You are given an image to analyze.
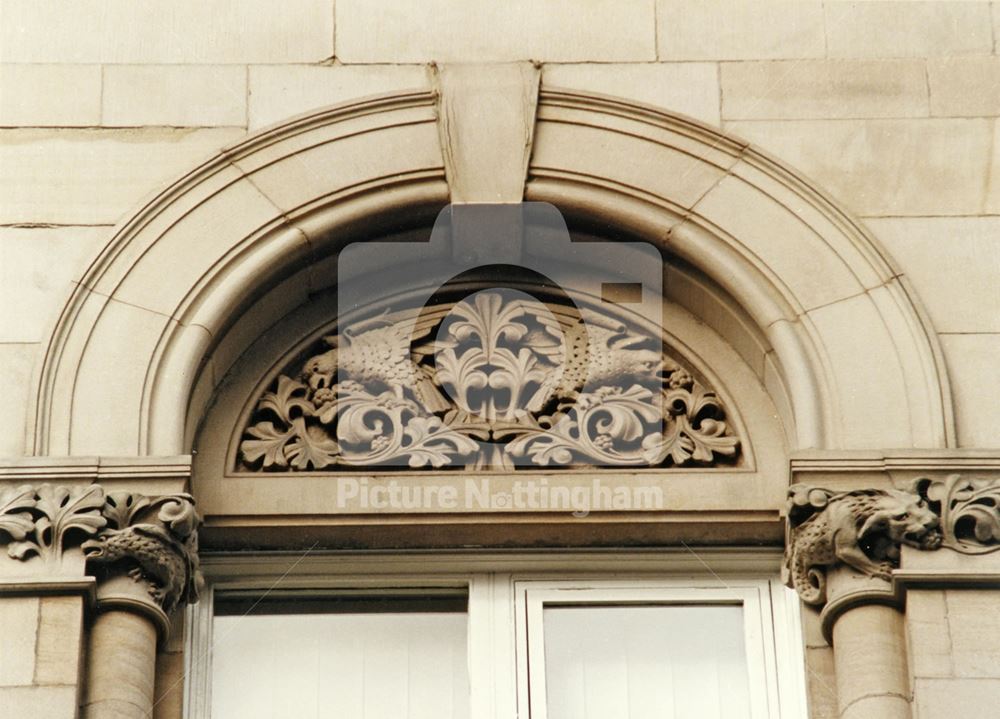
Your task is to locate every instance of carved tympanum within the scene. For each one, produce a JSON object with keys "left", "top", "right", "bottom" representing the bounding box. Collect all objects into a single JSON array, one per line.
[
  {"left": 783, "top": 484, "right": 942, "bottom": 605},
  {"left": 239, "top": 291, "right": 741, "bottom": 470},
  {"left": 0, "top": 484, "right": 203, "bottom": 613}
]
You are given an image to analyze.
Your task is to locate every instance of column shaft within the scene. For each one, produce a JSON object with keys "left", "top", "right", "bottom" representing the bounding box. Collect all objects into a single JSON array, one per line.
[
  {"left": 83, "top": 611, "right": 158, "bottom": 719},
  {"left": 832, "top": 604, "right": 911, "bottom": 719}
]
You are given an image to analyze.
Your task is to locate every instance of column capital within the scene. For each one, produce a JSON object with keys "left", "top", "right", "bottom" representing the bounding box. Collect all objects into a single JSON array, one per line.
[
  {"left": 0, "top": 481, "right": 203, "bottom": 639},
  {"left": 782, "top": 474, "right": 1000, "bottom": 641}
]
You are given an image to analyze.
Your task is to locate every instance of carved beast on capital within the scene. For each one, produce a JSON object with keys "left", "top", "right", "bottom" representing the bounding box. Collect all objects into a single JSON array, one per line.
[{"left": 783, "top": 484, "right": 942, "bottom": 605}]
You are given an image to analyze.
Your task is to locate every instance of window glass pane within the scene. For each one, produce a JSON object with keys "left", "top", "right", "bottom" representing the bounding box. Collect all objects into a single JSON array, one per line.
[
  {"left": 211, "top": 597, "right": 470, "bottom": 719},
  {"left": 542, "top": 604, "right": 750, "bottom": 719}
]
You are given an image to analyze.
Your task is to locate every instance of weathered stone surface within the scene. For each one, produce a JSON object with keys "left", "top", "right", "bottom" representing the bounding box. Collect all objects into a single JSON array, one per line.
[
  {"left": 867, "top": 217, "right": 1000, "bottom": 334},
  {"left": 544, "top": 62, "right": 720, "bottom": 126},
  {"left": 657, "top": 0, "right": 825, "bottom": 60},
  {"left": 103, "top": 65, "right": 247, "bottom": 127},
  {"left": 906, "top": 590, "right": 954, "bottom": 679},
  {"left": 720, "top": 60, "right": 928, "bottom": 120},
  {"left": 940, "top": 334, "right": 1000, "bottom": 449},
  {"left": 335, "top": 0, "right": 656, "bottom": 62},
  {"left": 825, "top": 1, "right": 992, "bottom": 58},
  {"left": 0, "top": 227, "right": 108, "bottom": 343},
  {"left": 0, "top": 344, "right": 35, "bottom": 456},
  {"left": 928, "top": 56, "right": 1000, "bottom": 117},
  {"left": 0, "top": 65, "right": 101, "bottom": 127},
  {"left": 85, "top": 611, "right": 157, "bottom": 716},
  {"left": 0, "top": 686, "right": 78, "bottom": 719},
  {"left": 0, "top": 0, "right": 334, "bottom": 63},
  {"left": 0, "top": 128, "right": 245, "bottom": 224},
  {"left": 248, "top": 64, "right": 431, "bottom": 129},
  {"left": 0, "top": 598, "right": 38, "bottom": 686},
  {"left": 34, "top": 596, "right": 83, "bottom": 685},
  {"left": 946, "top": 590, "right": 1000, "bottom": 678},
  {"left": 725, "top": 119, "right": 994, "bottom": 216},
  {"left": 804, "top": 646, "right": 838, "bottom": 719},
  {"left": 915, "top": 678, "right": 1000, "bottom": 716}
]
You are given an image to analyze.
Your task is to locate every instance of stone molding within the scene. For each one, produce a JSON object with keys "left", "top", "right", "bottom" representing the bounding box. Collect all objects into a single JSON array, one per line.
[
  {"left": 0, "top": 482, "right": 203, "bottom": 633},
  {"left": 238, "top": 290, "right": 741, "bottom": 470},
  {"left": 31, "top": 85, "right": 952, "bottom": 459}
]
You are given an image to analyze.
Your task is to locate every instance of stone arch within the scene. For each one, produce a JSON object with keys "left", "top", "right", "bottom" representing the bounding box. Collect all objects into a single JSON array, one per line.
[{"left": 29, "top": 85, "right": 953, "bottom": 458}]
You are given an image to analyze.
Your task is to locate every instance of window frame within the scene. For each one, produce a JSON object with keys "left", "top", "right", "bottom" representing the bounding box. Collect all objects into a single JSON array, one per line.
[{"left": 183, "top": 550, "right": 807, "bottom": 719}]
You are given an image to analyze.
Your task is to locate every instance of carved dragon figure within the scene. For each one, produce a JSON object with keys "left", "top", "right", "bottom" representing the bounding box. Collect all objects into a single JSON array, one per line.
[{"left": 784, "top": 485, "right": 942, "bottom": 605}]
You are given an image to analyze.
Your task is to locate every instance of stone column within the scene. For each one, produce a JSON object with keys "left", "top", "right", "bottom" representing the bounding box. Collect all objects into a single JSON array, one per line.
[
  {"left": 783, "top": 483, "right": 944, "bottom": 719},
  {"left": 0, "top": 481, "right": 201, "bottom": 719},
  {"left": 81, "top": 492, "right": 202, "bottom": 719}
]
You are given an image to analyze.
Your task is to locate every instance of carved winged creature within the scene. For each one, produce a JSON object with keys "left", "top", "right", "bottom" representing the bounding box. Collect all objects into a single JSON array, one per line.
[
  {"left": 524, "top": 308, "right": 670, "bottom": 410},
  {"left": 302, "top": 312, "right": 451, "bottom": 413}
]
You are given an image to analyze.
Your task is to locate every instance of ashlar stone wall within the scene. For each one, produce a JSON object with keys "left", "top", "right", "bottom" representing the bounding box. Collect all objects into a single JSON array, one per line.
[{"left": 2, "top": 2, "right": 1000, "bottom": 718}]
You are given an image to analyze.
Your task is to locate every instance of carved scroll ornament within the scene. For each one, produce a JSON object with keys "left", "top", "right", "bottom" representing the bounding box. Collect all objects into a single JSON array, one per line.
[
  {"left": 239, "top": 292, "right": 741, "bottom": 471},
  {"left": 784, "top": 476, "right": 1000, "bottom": 605},
  {"left": 0, "top": 484, "right": 203, "bottom": 613}
]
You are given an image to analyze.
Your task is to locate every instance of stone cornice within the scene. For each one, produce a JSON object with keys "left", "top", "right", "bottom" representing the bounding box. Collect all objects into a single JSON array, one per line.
[
  {"left": 0, "top": 455, "right": 192, "bottom": 484},
  {"left": 791, "top": 449, "right": 1000, "bottom": 476}
]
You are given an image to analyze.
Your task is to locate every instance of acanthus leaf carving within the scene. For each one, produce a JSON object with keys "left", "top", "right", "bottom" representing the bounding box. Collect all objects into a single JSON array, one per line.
[
  {"left": 0, "top": 483, "right": 203, "bottom": 614},
  {"left": 0, "top": 484, "right": 107, "bottom": 563},
  {"left": 913, "top": 474, "right": 1000, "bottom": 553},
  {"left": 238, "top": 291, "right": 742, "bottom": 471}
]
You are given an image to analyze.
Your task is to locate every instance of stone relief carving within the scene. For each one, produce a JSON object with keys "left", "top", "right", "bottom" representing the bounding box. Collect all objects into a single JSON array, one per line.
[
  {"left": 783, "top": 484, "right": 942, "bottom": 605},
  {"left": 83, "top": 491, "right": 203, "bottom": 614},
  {"left": 913, "top": 474, "right": 1000, "bottom": 553},
  {"left": 0, "top": 484, "right": 203, "bottom": 613},
  {"left": 0, "top": 484, "right": 106, "bottom": 563},
  {"left": 784, "top": 476, "right": 1000, "bottom": 605},
  {"left": 239, "top": 291, "right": 741, "bottom": 470}
]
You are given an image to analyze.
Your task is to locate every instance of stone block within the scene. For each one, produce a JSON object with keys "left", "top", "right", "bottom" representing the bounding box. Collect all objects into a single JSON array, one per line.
[
  {"left": 0, "top": 597, "right": 38, "bottom": 686},
  {"left": 335, "top": 0, "right": 656, "bottom": 63},
  {"left": 825, "top": 1, "right": 992, "bottom": 58},
  {"left": 906, "top": 590, "right": 953, "bottom": 678},
  {"left": 928, "top": 56, "right": 1000, "bottom": 117},
  {"left": 0, "top": 227, "right": 109, "bottom": 343},
  {"left": 724, "top": 119, "right": 994, "bottom": 216},
  {"left": 34, "top": 596, "right": 83, "bottom": 686},
  {"left": 940, "top": 334, "right": 1000, "bottom": 449},
  {"left": 946, "top": 590, "right": 1000, "bottom": 678},
  {"left": 914, "top": 678, "right": 1000, "bottom": 716},
  {"left": 103, "top": 65, "right": 247, "bottom": 127},
  {"left": 806, "top": 292, "right": 912, "bottom": 449},
  {"left": 543, "top": 63, "right": 720, "bottom": 126},
  {"left": 0, "top": 344, "right": 35, "bottom": 456},
  {"left": 0, "top": 686, "right": 78, "bottom": 719},
  {"left": 866, "top": 217, "right": 1000, "bottom": 334},
  {"left": 804, "top": 646, "right": 837, "bottom": 719},
  {"left": 0, "top": 65, "right": 101, "bottom": 127},
  {"left": 0, "top": 0, "right": 334, "bottom": 63},
  {"left": 656, "top": 0, "right": 825, "bottom": 60},
  {"left": 0, "top": 128, "right": 245, "bottom": 225},
  {"left": 248, "top": 64, "right": 431, "bottom": 130},
  {"left": 720, "top": 60, "right": 928, "bottom": 120},
  {"left": 987, "top": 121, "right": 1000, "bottom": 214}
]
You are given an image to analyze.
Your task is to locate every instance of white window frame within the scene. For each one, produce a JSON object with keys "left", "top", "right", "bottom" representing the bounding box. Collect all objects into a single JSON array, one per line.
[{"left": 184, "top": 551, "right": 808, "bottom": 719}]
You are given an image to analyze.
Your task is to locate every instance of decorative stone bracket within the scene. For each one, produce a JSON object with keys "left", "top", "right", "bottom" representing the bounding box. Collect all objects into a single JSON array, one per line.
[
  {"left": 783, "top": 474, "right": 1000, "bottom": 608},
  {"left": 0, "top": 483, "right": 203, "bottom": 627}
]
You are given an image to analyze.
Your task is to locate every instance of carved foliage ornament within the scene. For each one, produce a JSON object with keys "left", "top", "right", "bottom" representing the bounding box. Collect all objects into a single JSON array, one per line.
[
  {"left": 783, "top": 476, "right": 1000, "bottom": 605},
  {"left": 0, "top": 484, "right": 203, "bottom": 613},
  {"left": 239, "top": 292, "right": 741, "bottom": 470}
]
